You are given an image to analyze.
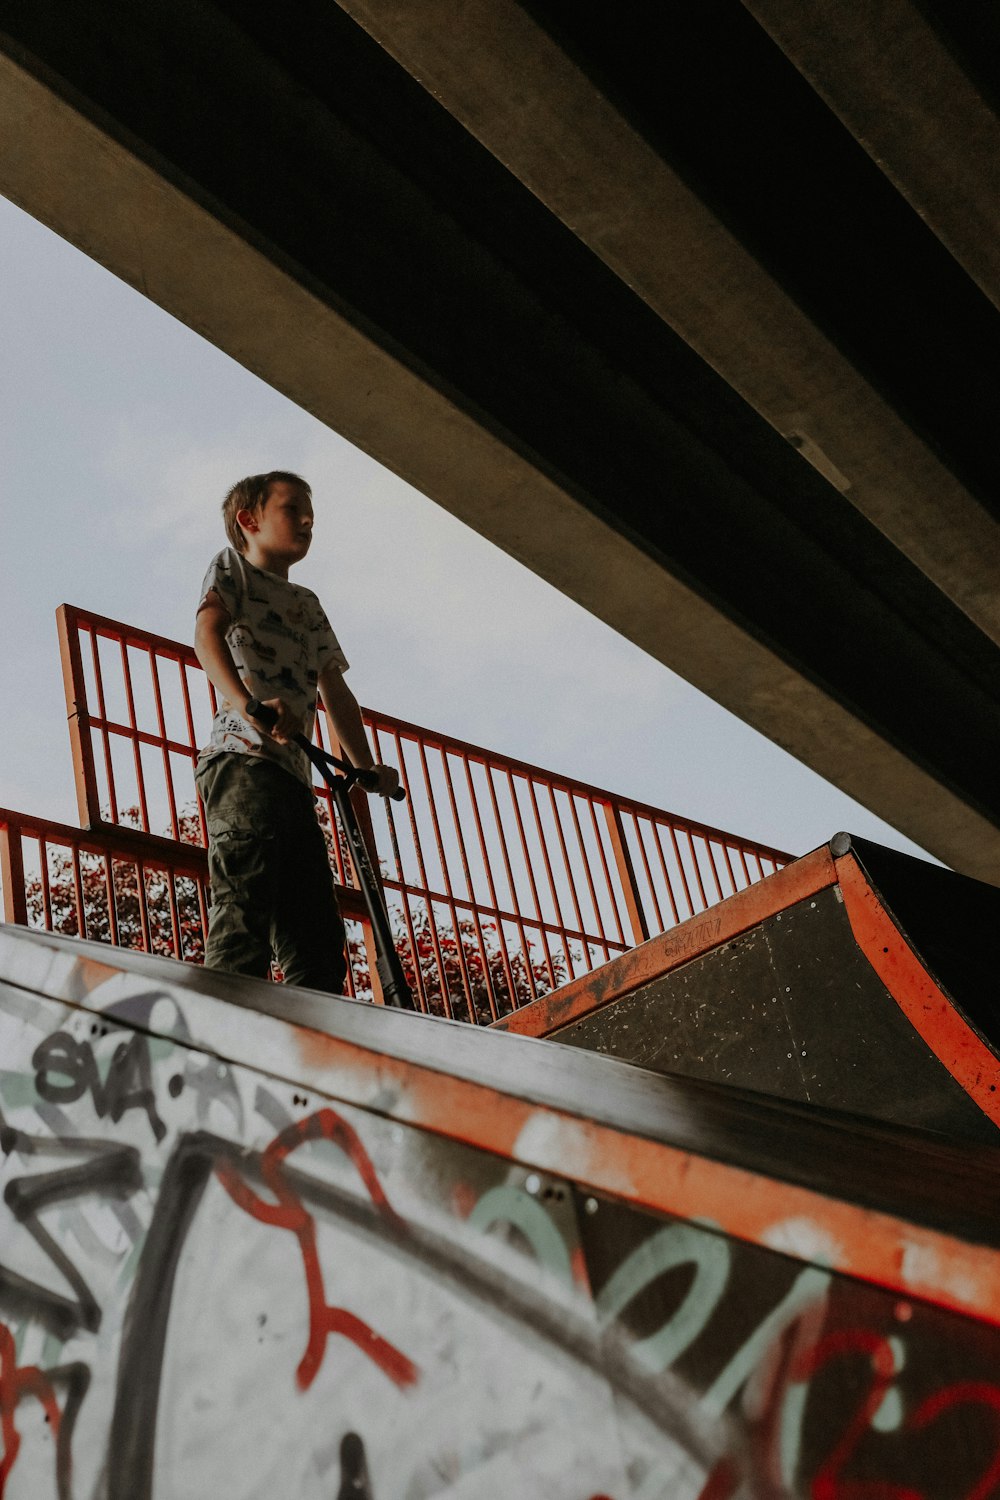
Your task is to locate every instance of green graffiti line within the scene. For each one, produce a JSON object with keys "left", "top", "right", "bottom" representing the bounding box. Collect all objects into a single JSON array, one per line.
[
  {"left": 468, "top": 1185, "right": 574, "bottom": 1284},
  {"left": 596, "top": 1220, "right": 731, "bottom": 1374}
]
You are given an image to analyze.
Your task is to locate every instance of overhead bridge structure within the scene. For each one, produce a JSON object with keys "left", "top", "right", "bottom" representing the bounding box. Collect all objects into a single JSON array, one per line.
[{"left": 3, "top": 3, "right": 1000, "bottom": 873}]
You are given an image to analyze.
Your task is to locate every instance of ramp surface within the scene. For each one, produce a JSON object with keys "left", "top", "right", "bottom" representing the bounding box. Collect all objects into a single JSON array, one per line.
[
  {"left": 499, "top": 835, "right": 1000, "bottom": 1145},
  {"left": 2, "top": 919, "right": 1000, "bottom": 1498}
]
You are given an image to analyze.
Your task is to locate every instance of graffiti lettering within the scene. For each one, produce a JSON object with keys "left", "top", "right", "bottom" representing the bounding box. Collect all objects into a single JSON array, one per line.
[
  {"left": 32, "top": 1033, "right": 165, "bottom": 1144},
  {"left": 0, "top": 1319, "right": 89, "bottom": 1500},
  {"left": 0, "top": 1113, "right": 141, "bottom": 1340}
]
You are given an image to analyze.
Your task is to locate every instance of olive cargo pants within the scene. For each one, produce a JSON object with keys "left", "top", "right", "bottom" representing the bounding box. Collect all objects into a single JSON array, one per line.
[{"left": 195, "top": 753, "right": 348, "bottom": 994}]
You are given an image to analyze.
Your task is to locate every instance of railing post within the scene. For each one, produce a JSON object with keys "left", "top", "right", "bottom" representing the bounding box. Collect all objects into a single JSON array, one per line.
[
  {"left": 602, "top": 803, "right": 650, "bottom": 946},
  {"left": 57, "top": 605, "right": 102, "bottom": 829},
  {"left": 0, "top": 820, "right": 28, "bottom": 925}
]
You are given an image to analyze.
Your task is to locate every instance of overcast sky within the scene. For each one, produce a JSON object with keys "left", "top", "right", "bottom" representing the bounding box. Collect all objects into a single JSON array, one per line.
[{"left": 0, "top": 193, "right": 929, "bottom": 864}]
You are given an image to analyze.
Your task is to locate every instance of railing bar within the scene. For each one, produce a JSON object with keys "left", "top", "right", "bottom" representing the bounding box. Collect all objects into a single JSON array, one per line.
[
  {"left": 567, "top": 792, "right": 610, "bottom": 946},
  {"left": 415, "top": 740, "right": 476, "bottom": 1019},
  {"left": 526, "top": 777, "right": 573, "bottom": 980},
  {"left": 0, "top": 825, "right": 29, "bottom": 925},
  {"left": 417, "top": 741, "right": 462, "bottom": 906},
  {"left": 393, "top": 734, "right": 452, "bottom": 1016},
  {"left": 442, "top": 894, "right": 478, "bottom": 1023},
  {"left": 135, "top": 860, "right": 153, "bottom": 953},
  {"left": 89, "top": 629, "right": 119, "bottom": 824},
  {"left": 166, "top": 871, "right": 183, "bottom": 960},
  {"left": 39, "top": 838, "right": 53, "bottom": 930},
  {"left": 441, "top": 751, "right": 500, "bottom": 1021},
  {"left": 185, "top": 663, "right": 210, "bottom": 847},
  {"left": 633, "top": 815, "right": 666, "bottom": 933},
  {"left": 547, "top": 785, "right": 586, "bottom": 979},
  {"left": 395, "top": 735, "right": 435, "bottom": 896},
  {"left": 484, "top": 766, "right": 541, "bottom": 1005},
  {"left": 705, "top": 836, "right": 726, "bottom": 903},
  {"left": 120, "top": 639, "right": 151, "bottom": 834},
  {"left": 648, "top": 817, "right": 682, "bottom": 928},
  {"left": 504, "top": 769, "right": 557, "bottom": 992},
  {"left": 71, "top": 846, "right": 86, "bottom": 940},
  {"left": 150, "top": 651, "right": 181, "bottom": 842},
  {"left": 686, "top": 828, "right": 711, "bottom": 909},
  {"left": 397, "top": 889, "right": 430, "bottom": 1015},
  {"left": 668, "top": 823, "right": 695, "bottom": 919},
  {"left": 104, "top": 854, "right": 120, "bottom": 947},
  {"left": 547, "top": 786, "right": 585, "bottom": 933},
  {"left": 586, "top": 797, "right": 628, "bottom": 948},
  {"left": 721, "top": 842, "right": 740, "bottom": 897},
  {"left": 195, "top": 879, "right": 210, "bottom": 956},
  {"left": 461, "top": 755, "right": 520, "bottom": 1015},
  {"left": 71, "top": 716, "right": 204, "bottom": 761},
  {"left": 178, "top": 655, "right": 199, "bottom": 752},
  {"left": 370, "top": 724, "right": 408, "bottom": 900},
  {"left": 736, "top": 843, "right": 753, "bottom": 887}
]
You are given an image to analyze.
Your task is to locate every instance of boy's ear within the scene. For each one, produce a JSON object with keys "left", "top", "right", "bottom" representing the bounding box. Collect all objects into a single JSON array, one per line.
[{"left": 236, "top": 506, "right": 257, "bottom": 535}]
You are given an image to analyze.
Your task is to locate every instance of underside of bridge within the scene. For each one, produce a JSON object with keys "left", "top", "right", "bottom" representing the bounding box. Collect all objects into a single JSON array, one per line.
[{"left": 3, "top": 2, "right": 1000, "bottom": 876}]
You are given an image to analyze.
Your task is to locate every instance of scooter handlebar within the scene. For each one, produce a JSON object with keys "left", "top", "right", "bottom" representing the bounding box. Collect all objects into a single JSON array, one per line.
[{"left": 246, "top": 700, "right": 406, "bottom": 800}]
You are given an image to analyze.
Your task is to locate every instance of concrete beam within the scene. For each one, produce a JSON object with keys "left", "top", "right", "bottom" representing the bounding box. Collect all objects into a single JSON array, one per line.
[
  {"left": 336, "top": 0, "right": 1000, "bottom": 646},
  {"left": 743, "top": 0, "right": 1000, "bottom": 317}
]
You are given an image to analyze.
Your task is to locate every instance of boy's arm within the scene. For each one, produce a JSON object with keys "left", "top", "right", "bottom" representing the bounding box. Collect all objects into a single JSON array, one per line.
[
  {"left": 194, "top": 593, "right": 302, "bottom": 744},
  {"left": 319, "top": 665, "right": 400, "bottom": 797}
]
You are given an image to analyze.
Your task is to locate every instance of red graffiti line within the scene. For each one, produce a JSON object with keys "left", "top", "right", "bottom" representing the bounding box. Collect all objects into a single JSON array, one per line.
[
  {"left": 0, "top": 1320, "right": 61, "bottom": 1497},
  {"left": 696, "top": 1456, "right": 739, "bottom": 1500},
  {"left": 909, "top": 1382, "right": 1000, "bottom": 1500},
  {"left": 216, "top": 1108, "right": 419, "bottom": 1392},
  {"left": 794, "top": 1328, "right": 918, "bottom": 1500}
]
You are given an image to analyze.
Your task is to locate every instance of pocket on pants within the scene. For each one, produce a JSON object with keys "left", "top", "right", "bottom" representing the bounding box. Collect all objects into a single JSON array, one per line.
[{"left": 208, "top": 829, "right": 272, "bottom": 903}]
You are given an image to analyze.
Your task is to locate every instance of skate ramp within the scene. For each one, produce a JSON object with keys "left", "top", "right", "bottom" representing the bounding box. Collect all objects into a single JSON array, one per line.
[
  {"left": 498, "top": 834, "right": 1000, "bottom": 1145},
  {"left": 3, "top": 922, "right": 1000, "bottom": 1496}
]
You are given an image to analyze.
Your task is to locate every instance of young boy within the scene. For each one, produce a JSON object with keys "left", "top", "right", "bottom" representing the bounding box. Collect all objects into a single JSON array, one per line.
[{"left": 194, "top": 470, "right": 399, "bottom": 993}]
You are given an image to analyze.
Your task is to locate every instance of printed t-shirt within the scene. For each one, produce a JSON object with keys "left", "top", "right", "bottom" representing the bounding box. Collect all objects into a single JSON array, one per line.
[{"left": 197, "top": 548, "right": 349, "bottom": 786}]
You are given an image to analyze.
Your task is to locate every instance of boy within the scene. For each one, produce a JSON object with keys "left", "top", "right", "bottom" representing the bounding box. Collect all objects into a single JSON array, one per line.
[{"left": 194, "top": 470, "right": 399, "bottom": 993}]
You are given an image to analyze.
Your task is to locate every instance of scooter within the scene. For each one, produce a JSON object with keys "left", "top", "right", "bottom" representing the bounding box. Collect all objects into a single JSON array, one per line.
[{"left": 248, "top": 701, "right": 416, "bottom": 1011}]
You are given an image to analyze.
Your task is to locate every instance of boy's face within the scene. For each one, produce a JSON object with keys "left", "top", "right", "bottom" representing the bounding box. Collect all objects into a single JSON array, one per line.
[{"left": 239, "top": 481, "right": 314, "bottom": 566}]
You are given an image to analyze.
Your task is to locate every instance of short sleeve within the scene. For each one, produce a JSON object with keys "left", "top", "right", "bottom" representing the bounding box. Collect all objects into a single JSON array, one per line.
[
  {"left": 198, "top": 549, "right": 242, "bottom": 620},
  {"left": 312, "top": 599, "right": 350, "bottom": 675}
]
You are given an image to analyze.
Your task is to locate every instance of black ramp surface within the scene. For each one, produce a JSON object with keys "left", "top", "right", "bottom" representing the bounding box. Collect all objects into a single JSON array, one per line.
[
  {"left": 552, "top": 869, "right": 1000, "bottom": 1144},
  {"left": 848, "top": 834, "right": 1000, "bottom": 1052}
]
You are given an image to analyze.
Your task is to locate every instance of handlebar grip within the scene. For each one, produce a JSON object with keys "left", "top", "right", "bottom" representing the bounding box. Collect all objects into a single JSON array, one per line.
[
  {"left": 246, "top": 699, "right": 278, "bottom": 730},
  {"left": 357, "top": 768, "right": 407, "bottom": 801}
]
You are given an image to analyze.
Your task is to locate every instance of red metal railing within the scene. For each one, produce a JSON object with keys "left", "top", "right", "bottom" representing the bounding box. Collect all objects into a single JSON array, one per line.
[
  {"left": 0, "top": 604, "right": 791, "bottom": 1020},
  {"left": 0, "top": 807, "right": 210, "bottom": 962},
  {"left": 0, "top": 806, "right": 375, "bottom": 996}
]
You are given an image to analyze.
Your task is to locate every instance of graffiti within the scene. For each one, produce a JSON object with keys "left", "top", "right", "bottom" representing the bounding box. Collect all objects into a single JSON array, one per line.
[
  {"left": 336, "top": 1432, "right": 373, "bottom": 1500},
  {"left": 216, "top": 1110, "right": 419, "bottom": 1391},
  {"left": 32, "top": 1030, "right": 165, "bottom": 1143},
  {"left": 1, "top": 973, "right": 1000, "bottom": 1498}
]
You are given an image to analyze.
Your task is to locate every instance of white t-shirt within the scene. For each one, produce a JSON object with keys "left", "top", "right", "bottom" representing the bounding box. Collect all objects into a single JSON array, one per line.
[{"left": 197, "top": 548, "right": 349, "bottom": 786}]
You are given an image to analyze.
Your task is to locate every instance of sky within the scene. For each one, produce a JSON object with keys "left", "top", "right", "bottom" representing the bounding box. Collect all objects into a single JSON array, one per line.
[{"left": 0, "top": 192, "right": 930, "bottom": 864}]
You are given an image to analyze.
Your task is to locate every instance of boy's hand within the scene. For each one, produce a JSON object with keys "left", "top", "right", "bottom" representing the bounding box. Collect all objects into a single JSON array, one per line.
[
  {"left": 246, "top": 697, "right": 304, "bottom": 745},
  {"left": 367, "top": 763, "right": 401, "bottom": 798}
]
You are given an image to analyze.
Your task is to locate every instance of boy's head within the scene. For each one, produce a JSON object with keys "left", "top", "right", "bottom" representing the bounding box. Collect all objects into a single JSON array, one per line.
[{"left": 223, "top": 471, "right": 312, "bottom": 554}]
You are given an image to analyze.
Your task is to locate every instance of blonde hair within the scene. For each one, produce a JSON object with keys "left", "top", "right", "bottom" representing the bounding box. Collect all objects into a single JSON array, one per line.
[{"left": 222, "top": 471, "right": 312, "bottom": 553}]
